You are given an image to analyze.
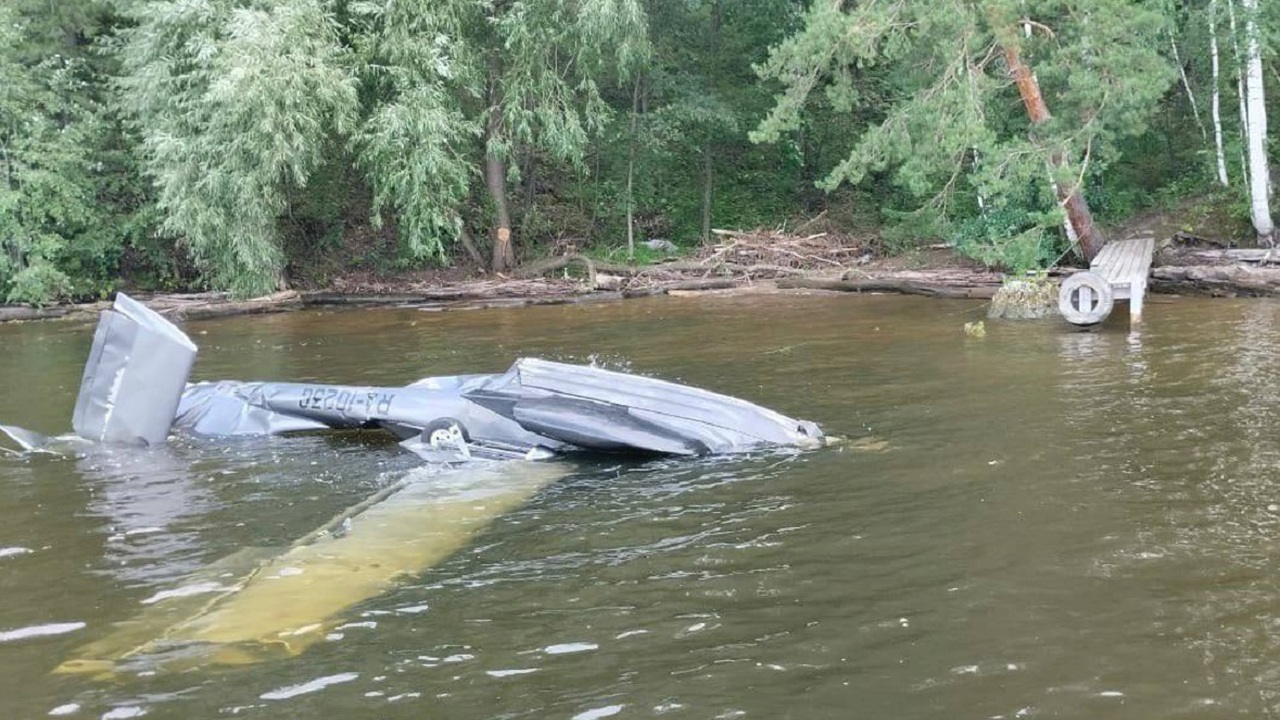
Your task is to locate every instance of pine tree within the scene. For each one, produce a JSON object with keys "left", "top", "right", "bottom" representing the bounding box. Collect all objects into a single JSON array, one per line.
[{"left": 753, "top": 0, "right": 1173, "bottom": 269}]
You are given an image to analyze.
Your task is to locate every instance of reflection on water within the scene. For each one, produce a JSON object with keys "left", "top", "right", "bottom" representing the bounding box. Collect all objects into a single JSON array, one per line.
[
  {"left": 76, "top": 444, "right": 214, "bottom": 586},
  {"left": 4, "top": 294, "right": 1280, "bottom": 717}
]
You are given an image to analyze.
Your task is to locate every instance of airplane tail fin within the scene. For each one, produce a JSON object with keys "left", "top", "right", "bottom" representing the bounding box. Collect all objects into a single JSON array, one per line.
[{"left": 71, "top": 293, "right": 197, "bottom": 446}]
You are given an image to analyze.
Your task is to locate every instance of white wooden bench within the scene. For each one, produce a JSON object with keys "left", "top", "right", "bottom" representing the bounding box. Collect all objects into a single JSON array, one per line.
[{"left": 1057, "top": 237, "right": 1155, "bottom": 326}]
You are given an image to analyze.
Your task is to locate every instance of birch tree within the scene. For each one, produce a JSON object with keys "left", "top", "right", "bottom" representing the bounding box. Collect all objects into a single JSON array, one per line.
[
  {"left": 1239, "top": 0, "right": 1272, "bottom": 243},
  {"left": 1210, "top": 0, "right": 1230, "bottom": 186},
  {"left": 1228, "top": 0, "right": 1252, "bottom": 189}
]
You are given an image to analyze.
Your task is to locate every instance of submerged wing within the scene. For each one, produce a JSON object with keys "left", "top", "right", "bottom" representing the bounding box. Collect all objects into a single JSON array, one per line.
[{"left": 54, "top": 461, "right": 568, "bottom": 676}]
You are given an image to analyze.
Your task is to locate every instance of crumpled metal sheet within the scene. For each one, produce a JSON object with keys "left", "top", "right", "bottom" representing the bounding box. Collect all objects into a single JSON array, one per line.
[
  {"left": 173, "top": 374, "right": 564, "bottom": 461},
  {"left": 468, "top": 358, "right": 823, "bottom": 455},
  {"left": 72, "top": 293, "right": 197, "bottom": 446},
  {"left": 0, "top": 424, "right": 50, "bottom": 454},
  {"left": 174, "top": 358, "right": 823, "bottom": 459},
  {"left": 3, "top": 294, "right": 822, "bottom": 460}
]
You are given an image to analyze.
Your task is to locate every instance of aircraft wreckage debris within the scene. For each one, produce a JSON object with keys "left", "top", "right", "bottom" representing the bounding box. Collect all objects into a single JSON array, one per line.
[{"left": 1, "top": 294, "right": 824, "bottom": 675}]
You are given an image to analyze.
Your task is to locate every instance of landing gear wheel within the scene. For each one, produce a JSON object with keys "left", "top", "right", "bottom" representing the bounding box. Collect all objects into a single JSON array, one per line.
[{"left": 424, "top": 418, "right": 469, "bottom": 449}]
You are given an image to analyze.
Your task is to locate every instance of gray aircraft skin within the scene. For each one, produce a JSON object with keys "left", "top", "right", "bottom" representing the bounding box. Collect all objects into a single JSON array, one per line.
[
  {"left": 1, "top": 294, "right": 825, "bottom": 675},
  {"left": 2, "top": 294, "right": 823, "bottom": 460},
  {"left": 174, "top": 357, "right": 824, "bottom": 463}
]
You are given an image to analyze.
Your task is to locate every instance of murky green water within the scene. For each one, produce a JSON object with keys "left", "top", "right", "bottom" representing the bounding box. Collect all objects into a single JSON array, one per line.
[{"left": 4, "top": 293, "right": 1280, "bottom": 718}]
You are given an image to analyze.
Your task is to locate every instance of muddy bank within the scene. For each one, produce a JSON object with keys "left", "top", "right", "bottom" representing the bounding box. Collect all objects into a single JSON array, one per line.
[
  {"left": 0, "top": 271, "right": 1002, "bottom": 325},
  {"left": 0, "top": 231, "right": 1007, "bottom": 324},
  {"left": 9, "top": 229, "right": 1280, "bottom": 325}
]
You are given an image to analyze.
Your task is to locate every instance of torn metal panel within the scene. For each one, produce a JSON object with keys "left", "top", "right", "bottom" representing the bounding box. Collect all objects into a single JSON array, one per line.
[
  {"left": 5, "top": 294, "right": 820, "bottom": 461},
  {"left": 72, "top": 293, "right": 197, "bottom": 446},
  {"left": 0, "top": 424, "right": 49, "bottom": 454},
  {"left": 173, "top": 376, "right": 567, "bottom": 460},
  {"left": 174, "top": 359, "right": 822, "bottom": 459}
]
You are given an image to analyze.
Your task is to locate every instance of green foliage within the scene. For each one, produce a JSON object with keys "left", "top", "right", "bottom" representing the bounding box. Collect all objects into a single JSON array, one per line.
[
  {"left": 753, "top": 0, "right": 1177, "bottom": 270},
  {"left": 952, "top": 205, "right": 1064, "bottom": 273},
  {"left": 118, "top": 0, "right": 358, "bottom": 297},
  {"left": 356, "top": 84, "right": 475, "bottom": 260},
  {"left": 589, "top": 241, "right": 680, "bottom": 266},
  {"left": 348, "top": 0, "right": 649, "bottom": 266},
  {"left": 0, "top": 0, "right": 1271, "bottom": 302},
  {"left": 0, "top": 2, "right": 146, "bottom": 305},
  {"left": 7, "top": 259, "right": 73, "bottom": 305},
  {"left": 574, "top": 0, "right": 804, "bottom": 247}
]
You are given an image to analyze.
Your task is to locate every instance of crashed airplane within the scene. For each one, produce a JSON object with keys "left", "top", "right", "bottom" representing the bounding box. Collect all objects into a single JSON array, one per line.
[{"left": 0, "top": 294, "right": 823, "bottom": 675}]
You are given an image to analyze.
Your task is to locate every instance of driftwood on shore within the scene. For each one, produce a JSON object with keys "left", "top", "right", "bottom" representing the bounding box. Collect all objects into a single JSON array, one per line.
[
  {"left": 32, "top": 227, "right": 1275, "bottom": 324},
  {"left": 1176, "top": 248, "right": 1280, "bottom": 265},
  {"left": 776, "top": 278, "right": 998, "bottom": 299},
  {"left": 0, "top": 305, "right": 86, "bottom": 322},
  {"left": 1150, "top": 265, "right": 1280, "bottom": 297},
  {"left": 169, "top": 291, "right": 303, "bottom": 320}
]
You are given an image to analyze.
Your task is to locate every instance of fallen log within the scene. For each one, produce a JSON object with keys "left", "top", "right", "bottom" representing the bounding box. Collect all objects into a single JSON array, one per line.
[
  {"left": 1172, "top": 230, "right": 1229, "bottom": 247},
  {"left": 666, "top": 278, "right": 740, "bottom": 292},
  {"left": 0, "top": 305, "right": 76, "bottom": 322},
  {"left": 165, "top": 291, "right": 303, "bottom": 320},
  {"left": 642, "top": 261, "right": 808, "bottom": 277},
  {"left": 1150, "top": 265, "right": 1280, "bottom": 297},
  {"left": 792, "top": 210, "right": 828, "bottom": 235},
  {"left": 621, "top": 287, "right": 666, "bottom": 299},
  {"left": 515, "top": 254, "right": 812, "bottom": 283},
  {"left": 300, "top": 292, "right": 430, "bottom": 306},
  {"left": 776, "top": 278, "right": 997, "bottom": 299},
  {"left": 1179, "top": 248, "right": 1280, "bottom": 264},
  {"left": 619, "top": 279, "right": 744, "bottom": 299},
  {"left": 418, "top": 292, "right": 625, "bottom": 312}
]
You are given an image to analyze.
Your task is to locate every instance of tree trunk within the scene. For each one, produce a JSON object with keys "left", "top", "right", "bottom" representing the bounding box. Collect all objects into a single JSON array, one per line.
[
  {"left": 457, "top": 222, "right": 486, "bottom": 267},
  {"left": 699, "top": 0, "right": 722, "bottom": 244},
  {"left": 1229, "top": 0, "right": 1252, "bottom": 190},
  {"left": 523, "top": 147, "right": 538, "bottom": 211},
  {"left": 484, "top": 66, "right": 515, "bottom": 271},
  {"left": 1241, "top": 0, "right": 1274, "bottom": 243},
  {"left": 1170, "top": 34, "right": 1207, "bottom": 141},
  {"left": 974, "top": 147, "right": 986, "bottom": 212},
  {"left": 1210, "top": 0, "right": 1230, "bottom": 186},
  {"left": 626, "top": 76, "right": 640, "bottom": 260},
  {"left": 700, "top": 148, "right": 713, "bottom": 243},
  {"left": 1001, "top": 41, "right": 1104, "bottom": 261},
  {"left": 485, "top": 139, "right": 515, "bottom": 270}
]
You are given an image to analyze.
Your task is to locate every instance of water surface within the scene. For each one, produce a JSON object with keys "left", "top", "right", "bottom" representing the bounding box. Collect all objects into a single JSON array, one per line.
[{"left": 1, "top": 293, "right": 1279, "bottom": 718}]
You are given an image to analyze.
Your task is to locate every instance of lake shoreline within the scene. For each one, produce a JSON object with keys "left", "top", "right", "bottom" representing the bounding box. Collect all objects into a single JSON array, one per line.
[
  {"left": 0, "top": 265, "right": 1008, "bottom": 325},
  {"left": 6, "top": 239, "right": 1280, "bottom": 324}
]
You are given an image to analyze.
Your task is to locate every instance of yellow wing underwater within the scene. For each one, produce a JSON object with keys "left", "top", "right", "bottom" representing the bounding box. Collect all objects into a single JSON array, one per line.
[{"left": 55, "top": 461, "right": 568, "bottom": 677}]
